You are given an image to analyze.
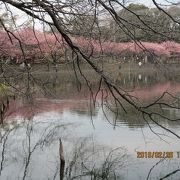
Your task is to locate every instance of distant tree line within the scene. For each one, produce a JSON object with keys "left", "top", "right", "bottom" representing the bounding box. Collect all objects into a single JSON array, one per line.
[
  {"left": 0, "top": 2, "right": 180, "bottom": 44},
  {"left": 67, "top": 3, "right": 180, "bottom": 43}
]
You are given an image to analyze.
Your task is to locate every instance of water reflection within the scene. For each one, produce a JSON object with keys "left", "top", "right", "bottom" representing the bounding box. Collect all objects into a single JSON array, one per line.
[
  {"left": 0, "top": 116, "right": 128, "bottom": 180},
  {"left": 1, "top": 66, "right": 180, "bottom": 179},
  {"left": 1, "top": 109, "right": 180, "bottom": 180}
]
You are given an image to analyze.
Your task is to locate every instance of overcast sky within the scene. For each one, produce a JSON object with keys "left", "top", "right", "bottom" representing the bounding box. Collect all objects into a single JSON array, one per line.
[{"left": 0, "top": 0, "right": 179, "bottom": 31}]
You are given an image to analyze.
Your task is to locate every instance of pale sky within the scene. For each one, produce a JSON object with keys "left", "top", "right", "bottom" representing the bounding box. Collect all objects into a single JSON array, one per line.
[{"left": 0, "top": 0, "right": 179, "bottom": 31}]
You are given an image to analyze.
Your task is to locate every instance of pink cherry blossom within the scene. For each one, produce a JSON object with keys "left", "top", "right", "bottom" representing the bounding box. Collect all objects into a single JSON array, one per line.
[{"left": 0, "top": 28, "right": 180, "bottom": 62}]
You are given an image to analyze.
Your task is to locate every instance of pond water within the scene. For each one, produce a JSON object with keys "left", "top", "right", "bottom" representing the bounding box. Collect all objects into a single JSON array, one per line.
[{"left": 1, "top": 64, "right": 180, "bottom": 180}]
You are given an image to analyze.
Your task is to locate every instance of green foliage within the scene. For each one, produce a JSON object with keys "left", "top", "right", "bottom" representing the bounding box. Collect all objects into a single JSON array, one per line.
[
  {"left": 0, "top": 83, "right": 9, "bottom": 94},
  {"left": 126, "top": 3, "right": 149, "bottom": 11},
  {"left": 101, "top": 4, "right": 180, "bottom": 43}
]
